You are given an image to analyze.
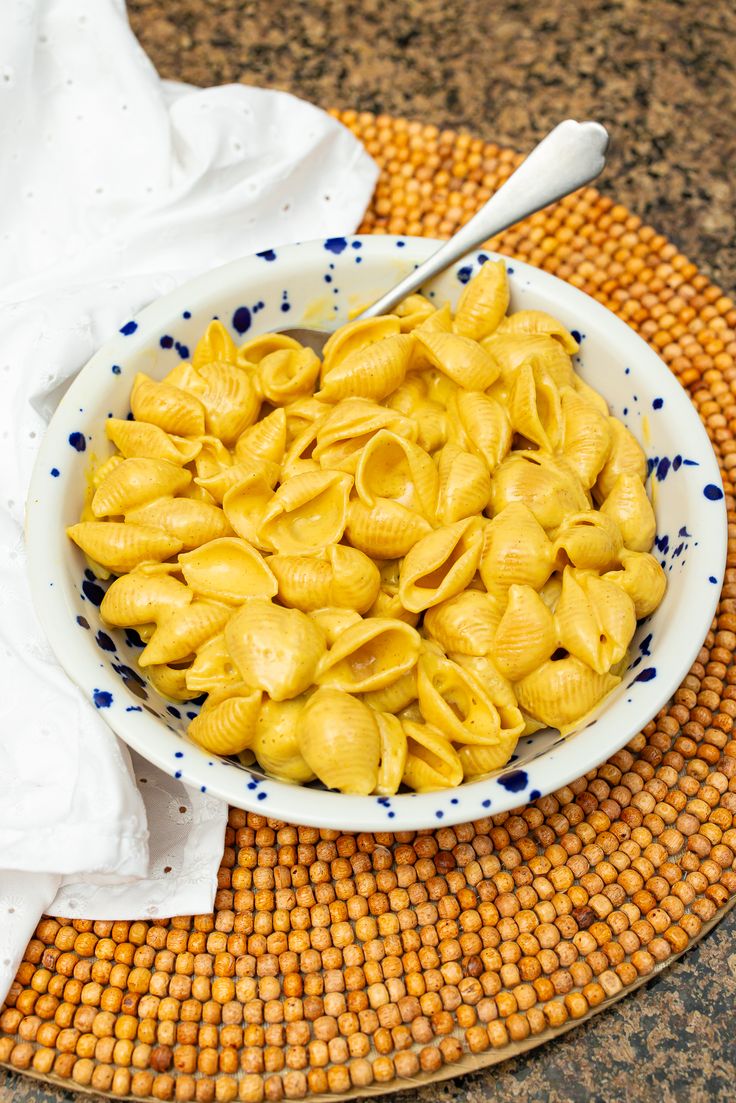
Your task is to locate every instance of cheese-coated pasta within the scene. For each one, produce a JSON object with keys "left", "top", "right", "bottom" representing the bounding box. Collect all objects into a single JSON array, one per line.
[
  {"left": 491, "top": 584, "right": 558, "bottom": 681},
  {"left": 319, "top": 333, "right": 414, "bottom": 403},
  {"left": 92, "top": 457, "right": 191, "bottom": 517},
  {"left": 315, "top": 617, "right": 421, "bottom": 693},
  {"left": 252, "top": 696, "right": 315, "bottom": 784},
  {"left": 67, "top": 521, "right": 183, "bottom": 574},
  {"left": 269, "top": 543, "right": 380, "bottom": 614},
  {"left": 354, "top": 430, "right": 438, "bottom": 519},
  {"left": 258, "top": 469, "right": 352, "bottom": 554},
  {"left": 435, "top": 443, "right": 491, "bottom": 524},
  {"left": 423, "top": 589, "right": 501, "bottom": 656},
  {"left": 603, "top": 549, "right": 666, "bottom": 618},
  {"left": 515, "top": 655, "right": 620, "bottom": 732},
  {"left": 188, "top": 689, "right": 262, "bottom": 756},
  {"left": 415, "top": 330, "right": 500, "bottom": 391},
  {"left": 399, "top": 517, "right": 484, "bottom": 613},
  {"left": 105, "top": 418, "right": 202, "bottom": 466},
  {"left": 130, "top": 372, "right": 206, "bottom": 437},
  {"left": 178, "top": 537, "right": 277, "bottom": 603},
  {"left": 225, "top": 599, "right": 326, "bottom": 701},
  {"left": 401, "top": 720, "right": 463, "bottom": 790},
  {"left": 69, "top": 262, "right": 665, "bottom": 795},
  {"left": 345, "top": 497, "right": 432, "bottom": 559},
  {"left": 452, "top": 258, "right": 509, "bottom": 340},
  {"left": 299, "top": 688, "right": 381, "bottom": 794},
  {"left": 599, "top": 473, "right": 656, "bottom": 551},
  {"left": 496, "top": 309, "right": 579, "bottom": 354}
]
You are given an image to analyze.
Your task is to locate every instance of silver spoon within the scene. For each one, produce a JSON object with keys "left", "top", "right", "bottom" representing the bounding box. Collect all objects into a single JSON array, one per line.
[{"left": 281, "top": 119, "right": 609, "bottom": 354}]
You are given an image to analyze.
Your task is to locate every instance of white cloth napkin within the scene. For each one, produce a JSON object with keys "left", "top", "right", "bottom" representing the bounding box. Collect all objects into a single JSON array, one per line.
[{"left": 0, "top": 0, "right": 378, "bottom": 1004}]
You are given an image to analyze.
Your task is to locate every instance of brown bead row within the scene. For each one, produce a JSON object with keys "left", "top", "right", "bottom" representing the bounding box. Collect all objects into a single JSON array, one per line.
[{"left": 1, "top": 111, "right": 735, "bottom": 1102}]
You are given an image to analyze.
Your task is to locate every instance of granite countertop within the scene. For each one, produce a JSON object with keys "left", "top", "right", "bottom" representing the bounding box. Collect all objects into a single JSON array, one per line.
[{"left": 3, "top": 2, "right": 734, "bottom": 1102}]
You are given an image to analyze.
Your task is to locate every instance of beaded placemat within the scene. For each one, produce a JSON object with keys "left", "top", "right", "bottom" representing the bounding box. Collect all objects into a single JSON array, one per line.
[{"left": 2, "top": 111, "right": 735, "bottom": 1102}]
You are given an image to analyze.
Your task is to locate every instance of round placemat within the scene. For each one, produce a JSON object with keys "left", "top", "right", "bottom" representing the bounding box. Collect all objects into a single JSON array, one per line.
[{"left": 2, "top": 111, "right": 735, "bottom": 1102}]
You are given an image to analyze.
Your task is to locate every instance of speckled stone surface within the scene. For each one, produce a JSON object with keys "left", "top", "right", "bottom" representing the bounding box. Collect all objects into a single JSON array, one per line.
[
  {"left": 124, "top": 0, "right": 736, "bottom": 293},
  {"left": 3, "top": 2, "right": 734, "bottom": 1101}
]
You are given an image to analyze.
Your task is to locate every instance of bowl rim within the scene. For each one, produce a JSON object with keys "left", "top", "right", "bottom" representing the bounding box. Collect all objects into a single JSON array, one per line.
[{"left": 25, "top": 234, "right": 727, "bottom": 830}]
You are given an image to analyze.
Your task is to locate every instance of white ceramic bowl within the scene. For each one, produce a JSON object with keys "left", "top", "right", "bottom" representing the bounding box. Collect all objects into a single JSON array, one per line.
[{"left": 26, "top": 236, "right": 727, "bottom": 830}]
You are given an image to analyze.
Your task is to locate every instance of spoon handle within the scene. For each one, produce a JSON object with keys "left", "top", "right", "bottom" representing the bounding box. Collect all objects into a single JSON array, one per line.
[{"left": 359, "top": 119, "right": 609, "bottom": 320}]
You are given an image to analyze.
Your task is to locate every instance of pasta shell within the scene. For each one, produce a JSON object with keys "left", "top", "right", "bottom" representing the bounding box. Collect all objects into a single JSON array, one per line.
[
  {"left": 192, "top": 436, "right": 232, "bottom": 482},
  {"left": 423, "top": 589, "right": 501, "bottom": 655},
  {"left": 222, "top": 470, "right": 278, "bottom": 548},
  {"left": 67, "top": 522, "right": 183, "bottom": 574},
  {"left": 496, "top": 309, "right": 579, "bottom": 354},
  {"left": 195, "top": 362, "right": 261, "bottom": 445},
  {"left": 491, "top": 584, "right": 558, "bottom": 681},
  {"left": 417, "top": 649, "right": 502, "bottom": 745},
  {"left": 252, "top": 696, "right": 315, "bottom": 783},
  {"left": 594, "top": 419, "right": 648, "bottom": 501},
  {"left": 436, "top": 443, "right": 492, "bottom": 524},
  {"left": 192, "top": 320, "right": 239, "bottom": 370},
  {"left": 394, "top": 294, "right": 436, "bottom": 332},
  {"left": 600, "top": 474, "right": 656, "bottom": 552},
  {"left": 91, "top": 457, "right": 191, "bottom": 517},
  {"left": 603, "top": 549, "right": 667, "bottom": 618},
  {"left": 258, "top": 347, "right": 321, "bottom": 405},
  {"left": 308, "top": 608, "right": 363, "bottom": 646},
  {"left": 414, "top": 330, "right": 500, "bottom": 390},
  {"left": 313, "top": 398, "right": 417, "bottom": 473},
  {"left": 101, "top": 566, "right": 192, "bottom": 627},
  {"left": 399, "top": 517, "right": 484, "bottom": 613},
  {"left": 506, "top": 358, "right": 562, "bottom": 451},
  {"left": 553, "top": 512, "right": 623, "bottom": 572},
  {"left": 479, "top": 503, "right": 554, "bottom": 604},
  {"left": 321, "top": 315, "right": 401, "bottom": 376},
  {"left": 366, "top": 588, "right": 420, "bottom": 626},
  {"left": 185, "top": 632, "right": 241, "bottom": 696},
  {"left": 140, "top": 600, "right": 232, "bottom": 667},
  {"left": 238, "top": 332, "right": 302, "bottom": 366},
  {"left": 374, "top": 712, "right": 408, "bottom": 796},
  {"left": 258, "top": 470, "right": 352, "bottom": 554},
  {"left": 401, "top": 721, "right": 463, "bottom": 791},
  {"left": 90, "top": 455, "right": 125, "bottom": 491},
  {"left": 482, "top": 333, "right": 574, "bottom": 390},
  {"left": 196, "top": 459, "right": 280, "bottom": 505},
  {"left": 188, "top": 689, "right": 262, "bottom": 756},
  {"left": 490, "top": 450, "right": 590, "bottom": 530},
  {"left": 415, "top": 301, "right": 453, "bottom": 333},
  {"left": 315, "top": 617, "right": 421, "bottom": 693},
  {"left": 452, "top": 258, "right": 509, "bottom": 340},
  {"left": 125, "top": 497, "right": 233, "bottom": 551},
  {"left": 354, "top": 430, "right": 438, "bottom": 519},
  {"left": 225, "top": 599, "right": 326, "bottom": 700},
  {"left": 453, "top": 391, "right": 512, "bottom": 473},
  {"left": 384, "top": 375, "right": 428, "bottom": 415},
  {"left": 571, "top": 373, "right": 610, "bottom": 417},
  {"left": 555, "top": 568, "right": 636, "bottom": 674},
  {"left": 105, "top": 419, "right": 201, "bottom": 466},
  {"left": 423, "top": 367, "right": 459, "bottom": 407},
  {"left": 280, "top": 420, "right": 324, "bottom": 481},
  {"left": 299, "top": 688, "right": 381, "bottom": 795},
  {"left": 318, "top": 333, "right": 415, "bottom": 403},
  {"left": 130, "top": 372, "right": 206, "bottom": 437},
  {"left": 449, "top": 653, "right": 525, "bottom": 738},
  {"left": 363, "top": 669, "right": 418, "bottom": 713},
  {"left": 560, "top": 387, "right": 612, "bottom": 488},
  {"left": 458, "top": 738, "right": 519, "bottom": 779},
  {"left": 284, "top": 395, "right": 332, "bottom": 441},
  {"left": 515, "top": 654, "right": 620, "bottom": 732},
  {"left": 234, "top": 407, "right": 287, "bottom": 467},
  {"left": 270, "top": 544, "right": 380, "bottom": 614},
  {"left": 179, "top": 537, "right": 277, "bottom": 603},
  {"left": 163, "top": 361, "right": 201, "bottom": 392},
  {"left": 146, "top": 663, "right": 197, "bottom": 702}
]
